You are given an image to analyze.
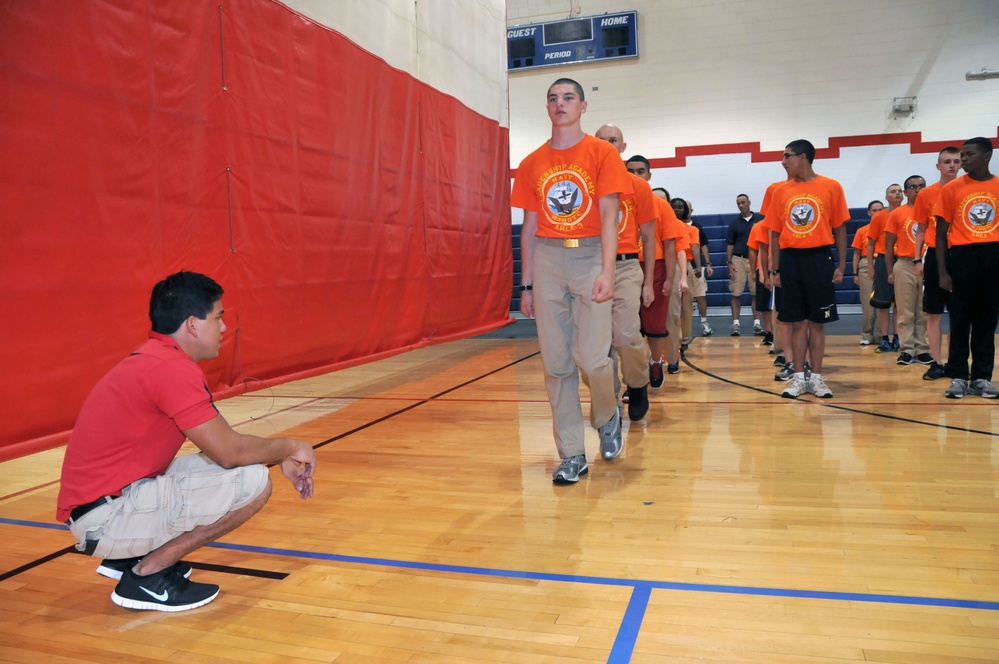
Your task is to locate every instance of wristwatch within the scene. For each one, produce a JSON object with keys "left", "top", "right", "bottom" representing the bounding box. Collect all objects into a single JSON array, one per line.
[{"left": 770, "top": 269, "right": 780, "bottom": 275}]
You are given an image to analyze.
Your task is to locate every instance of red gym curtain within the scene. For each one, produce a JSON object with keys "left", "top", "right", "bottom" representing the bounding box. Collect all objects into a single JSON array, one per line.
[{"left": 0, "top": 0, "right": 512, "bottom": 459}]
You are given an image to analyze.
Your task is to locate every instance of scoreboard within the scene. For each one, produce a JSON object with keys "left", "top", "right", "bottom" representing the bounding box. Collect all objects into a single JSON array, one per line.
[{"left": 507, "top": 11, "right": 639, "bottom": 72}]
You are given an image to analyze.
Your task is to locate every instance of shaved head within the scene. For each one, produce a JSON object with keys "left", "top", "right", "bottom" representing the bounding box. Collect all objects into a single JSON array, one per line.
[{"left": 594, "top": 124, "right": 626, "bottom": 154}]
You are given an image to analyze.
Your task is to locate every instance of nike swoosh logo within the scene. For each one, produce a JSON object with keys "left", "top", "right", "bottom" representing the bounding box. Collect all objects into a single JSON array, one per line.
[{"left": 140, "top": 586, "right": 169, "bottom": 601}]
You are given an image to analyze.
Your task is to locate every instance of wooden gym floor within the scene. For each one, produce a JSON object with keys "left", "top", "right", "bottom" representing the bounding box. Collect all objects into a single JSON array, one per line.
[{"left": 1, "top": 325, "right": 998, "bottom": 663}]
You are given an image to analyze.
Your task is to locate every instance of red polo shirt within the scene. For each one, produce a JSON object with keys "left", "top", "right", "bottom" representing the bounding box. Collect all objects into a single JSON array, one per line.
[{"left": 56, "top": 332, "right": 219, "bottom": 521}]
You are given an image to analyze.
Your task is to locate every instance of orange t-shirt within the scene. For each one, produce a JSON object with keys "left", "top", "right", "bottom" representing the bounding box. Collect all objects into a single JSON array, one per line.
[
  {"left": 758, "top": 180, "right": 789, "bottom": 224},
  {"left": 885, "top": 204, "right": 917, "bottom": 258},
  {"left": 746, "top": 218, "right": 770, "bottom": 273},
  {"left": 642, "top": 196, "right": 687, "bottom": 261},
  {"left": 937, "top": 175, "right": 999, "bottom": 247},
  {"left": 766, "top": 175, "right": 849, "bottom": 249},
  {"left": 759, "top": 179, "right": 790, "bottom": 248},
  {"left": 511, "top": 134, "right": 634, "bottom": 239},
  {"left": 851, "top": 224, "right": 870, "bottom": 252},
  {"left": 617, "top": 173, "right": 656, "bottom": 254},
  {"left": 866, "top": 208, "right": 893, "bottom": 255},
  {"left": 912, "top": 182, "right": 944, "bottom": 250},
  {"left": 683, "top": 222, "right": 700, "bottom": 261}
]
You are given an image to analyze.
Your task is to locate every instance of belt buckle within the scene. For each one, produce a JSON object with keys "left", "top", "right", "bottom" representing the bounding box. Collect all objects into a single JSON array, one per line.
[{"left": 563, "top": 238, "right": 579, "bottom": 248}]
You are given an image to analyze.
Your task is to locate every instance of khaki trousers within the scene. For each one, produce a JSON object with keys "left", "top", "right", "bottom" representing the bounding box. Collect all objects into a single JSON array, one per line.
[
  {"left": 892, "top": 259, "right": 928, "bottom": 355},
  {"left": 666, "top": 264, "right": 683, "bottom": 354},
  {"left": 857, "top": 256, "right": 875, "bottom": 343},
  {"left": 534, "top": 241, "right": 616, "bottom": 459},
  {"left": 611, "top": 258, "right": 651, "bottom": 393}
]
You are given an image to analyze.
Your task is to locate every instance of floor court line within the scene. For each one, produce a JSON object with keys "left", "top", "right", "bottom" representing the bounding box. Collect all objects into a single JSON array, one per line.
[
  {"left": 7, "top": 345, "right": 996, "bottom": 661},
  {"left": 4, "top": 519, "right": 999, "bottom": 664},
  {"left": 6, "top": 517, "right": 996, "bottom": 613},
  {"left": 683, "top": 357, "right": 999, "bottom": 436}
]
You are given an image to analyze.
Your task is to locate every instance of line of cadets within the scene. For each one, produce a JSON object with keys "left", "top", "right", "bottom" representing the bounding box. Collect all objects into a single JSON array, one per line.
[
  {"left": 513, "top": 77, "right": 998, "bottom": 485},
  {"left": 850, "top": 141, "right": 999, "bottom": 399}
]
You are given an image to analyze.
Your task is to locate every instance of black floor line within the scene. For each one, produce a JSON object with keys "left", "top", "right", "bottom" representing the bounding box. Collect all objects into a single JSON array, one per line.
[
  {"left": 0, "top": 545, "right": 290, "bottom": 581},
  {"left": 312, "top": 350, "right": 541, "bottom": 450},
  {"left": 682, "top": 356, "right": 998, "bottom": 437}
]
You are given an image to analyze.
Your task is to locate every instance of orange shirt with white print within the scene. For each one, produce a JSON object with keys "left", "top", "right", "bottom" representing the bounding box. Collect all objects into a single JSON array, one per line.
[
  {"left": 866, "top": 209, "right": 892, "bottom": 255},
  {"left": 617, "top": 173, "right": 656, "bottom": 254},
  {"left": 885, "top": 203, "right": 917, "bottom": 258},
  {"left": 912, "top": 182, "right": 944, "bottom": 250},
  {"left": 511, "top": 134, "right": 634, "bottom": 238},
  {"left": 937, "top": 174, "right": 999, "bottom": 246},
  {"left": 767, "top": 175, "right": 850, "bottom": 249}
]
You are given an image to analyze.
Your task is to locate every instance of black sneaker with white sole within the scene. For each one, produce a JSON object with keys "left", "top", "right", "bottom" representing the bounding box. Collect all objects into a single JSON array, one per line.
[
  {"left": 97, "top": 557, "right": 193, "bottom": 581},
  {"left": 111, "top": 566, "right": 219, "bottom": 612},
  {"left": 922, "top": 362, "right": 946, "bottom": 381}
]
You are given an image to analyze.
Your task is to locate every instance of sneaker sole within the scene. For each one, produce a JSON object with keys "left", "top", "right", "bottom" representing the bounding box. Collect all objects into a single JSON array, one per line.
[
  {"left": 553, "top": 466, "right": 588, "bottom": 484},
  {"left": 945, "top": 392, "right": 965, "bottom": 399},
  {"left": 780, "top": 391, "right": 800, "bottom": 399},
  {"left": 111, "top": 587, "right": 219, "bottom": 612}
]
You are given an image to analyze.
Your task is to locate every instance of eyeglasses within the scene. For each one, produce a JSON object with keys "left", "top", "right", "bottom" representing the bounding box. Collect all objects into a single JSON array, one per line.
[{"left": 781, "top": 152, "right": 800, "bottom": 161}]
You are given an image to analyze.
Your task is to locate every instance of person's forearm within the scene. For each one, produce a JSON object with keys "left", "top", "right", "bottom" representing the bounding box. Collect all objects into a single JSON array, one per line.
[
  {"left": 599, "top": 197, "right": 619, "bottom": 276},
  {"left": 935, "top": 218, "right": 949, "bottom": 276}
]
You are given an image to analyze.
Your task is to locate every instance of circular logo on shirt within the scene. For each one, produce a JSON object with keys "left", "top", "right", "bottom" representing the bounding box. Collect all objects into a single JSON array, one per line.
[
  {"left": 783, "top": 194, "right": 823, "bottom": 237},
  {"left": 542, "top": 171, "right": 592, "bottom": 227},
  {"left": 958, "top": 195, "right": 998, "bottom": 236}
]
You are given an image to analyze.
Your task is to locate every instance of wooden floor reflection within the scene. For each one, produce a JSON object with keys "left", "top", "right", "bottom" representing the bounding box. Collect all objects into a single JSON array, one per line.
[{"left": 2, "top": 332, "right": 998, "bottom": 663}]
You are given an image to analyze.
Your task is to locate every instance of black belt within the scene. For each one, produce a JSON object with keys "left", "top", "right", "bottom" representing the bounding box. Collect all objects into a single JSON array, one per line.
[
  {"left": 732, "top": 253, "right": 748, "bottom": 259},
  {"left": 616, "top": 253, "right": 639, "bottom": 261},
  {"left": 67, "top": 495, "right": 117, "bottom": 524}
]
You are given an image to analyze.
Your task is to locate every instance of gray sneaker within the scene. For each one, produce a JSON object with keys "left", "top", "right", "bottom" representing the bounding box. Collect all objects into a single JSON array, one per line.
[
  {"left": 774, "top": 362, "right": 795, "bottom": 381},
  {"left": 808, "top": 375, "right": 833, "bottom": 398},
  {"left": 552, "top": 455, "right": 588, "bottom": 483},
  {"left": 945, "top": 378, "right": 969, "bottom": 399},
  {"left": 968, "top": 379, "right": 999, "bottom": 398},
  {"left": 598, "top": 409, "right": 623, "bottom": 460},
  {"left": 781, "top": 374, "right": 807, "bottom": 399}
]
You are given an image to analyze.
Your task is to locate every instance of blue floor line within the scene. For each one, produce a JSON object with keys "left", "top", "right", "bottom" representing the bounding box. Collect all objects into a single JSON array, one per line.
[
  {"left": 5, "top": 516, "right": 999, "bottom": 664},
  {"left": 608, "top": 584, "right": 652, "bottom": 664},
  {"left": 208, "top": 540, "right": 999, "bottom": 611}
]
